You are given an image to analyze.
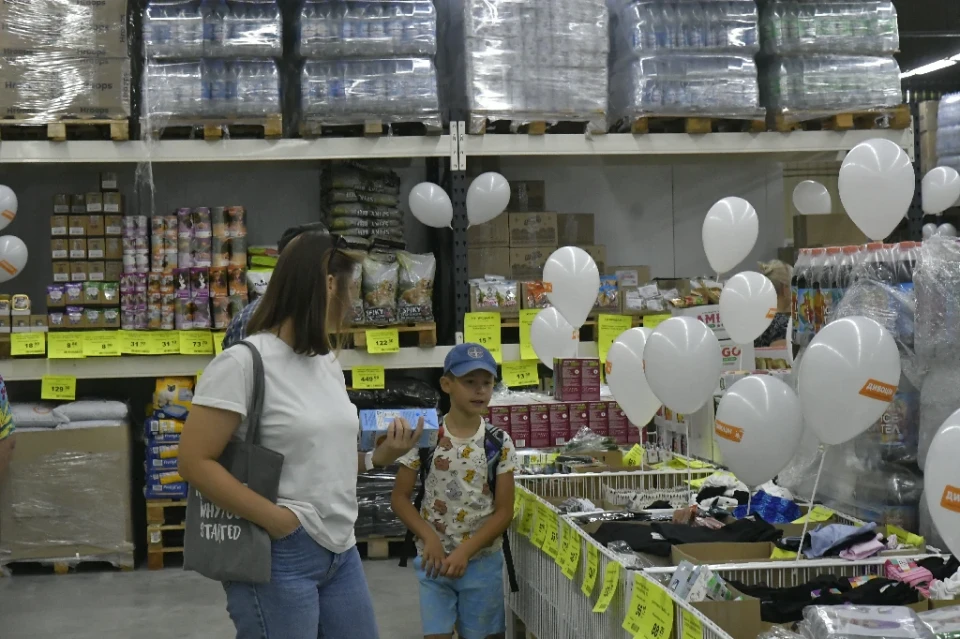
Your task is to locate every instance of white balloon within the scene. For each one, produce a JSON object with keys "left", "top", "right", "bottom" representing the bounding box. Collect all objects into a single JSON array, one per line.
[
  {"left": 923, "top": 223, "right": 939, "bottom": 240},
  {"left": 938, "top": 223, "right": 958, "bottom": 238},
  {"left": 606, "top": 328, "right": 662, "bottom": 426},
  {"left": 792, "top": 180, "right": 832, "bottom": 216},
  {"left": 643, "top": 317, "right": 722, "bottom": 415},
  {"left": 798, "top": 316, "right": 900, "bottom": 446},
  {"left": 408, "top": 182, "right": 452, "bottom": 228},
  {"left": 0, "top": 185, "right": 17, "bottom": 232},
  {"left": 466, "top": 172, "right": 510, "bottom": 226},
  {"left": 718, "top": 271, "right": 777, "bottom": 345},
  {"left": 714, "top": 376, "right": 804, "bottom": 488},
  {"left": 702, "top": 197, "right": 759, "bottom": 274},
  {"left": 923, "top": 167, "right": 960, "bottom": 215},
  {"left": 924, "top": 411, "right": 960, "bottom": 558},
  {"left": 839, "top": 138, "right": 915, "bottom": 240},
  {"left": 543, "top": 246, "right": 600, "bottom": 328},
  {"left": 530, "top": 307, "right": 578, "bottom": 370},
  {"left": 0, "top": 235, "right": 28, "bottom": 283}
]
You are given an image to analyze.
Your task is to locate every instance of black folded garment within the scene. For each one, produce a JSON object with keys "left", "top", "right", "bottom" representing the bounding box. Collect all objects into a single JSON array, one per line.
[
  {"left": 591, "top": 515, "right": 782, "bottom": 557},
  {"left": 920, "top": 555, "right": 960, "bottom": 581}
]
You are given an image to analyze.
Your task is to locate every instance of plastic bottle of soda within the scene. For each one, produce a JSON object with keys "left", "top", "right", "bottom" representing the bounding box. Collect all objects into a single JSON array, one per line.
[
  {"left": 822, "top": 246, "right": 842, "bottom": 326},
  {"left": 792, "top": 248, "right": 810, "bottom": 342},
  {"left": 809, "top": 248, "right": 827, "bottom": 334}
]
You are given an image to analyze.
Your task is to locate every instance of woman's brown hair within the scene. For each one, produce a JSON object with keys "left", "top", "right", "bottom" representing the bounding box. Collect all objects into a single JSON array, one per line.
[{"left": 246, "top": 231, "right": 357, "bottom": 356}]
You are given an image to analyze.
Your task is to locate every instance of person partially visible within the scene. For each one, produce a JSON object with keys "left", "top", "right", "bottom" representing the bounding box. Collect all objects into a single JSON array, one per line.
[
  {"left": 0, "top": 375, "right": 15, "bottom": 487},
  {"left": 221, "top": 222, "right": 329, "bottom": 350},
  {"left": 755, "top": 259, "right": 793, "bottom": 348},
  {"left": 392, "top": 343, "right": 517, "bottom": 639}
]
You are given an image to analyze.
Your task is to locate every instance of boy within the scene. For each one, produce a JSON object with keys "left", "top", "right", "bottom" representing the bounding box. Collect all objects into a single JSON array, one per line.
[{"left": 392, "top": 343, "right": 517, "bottom": 639}]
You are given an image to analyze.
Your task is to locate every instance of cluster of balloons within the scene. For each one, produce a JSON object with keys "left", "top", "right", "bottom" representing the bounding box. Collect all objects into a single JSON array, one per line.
[
  {"left": 408, "top": 172, "right": 510, "bottom": 229},
  {"left": 0, "top": 185, "right": 25, "bottom": 284}
]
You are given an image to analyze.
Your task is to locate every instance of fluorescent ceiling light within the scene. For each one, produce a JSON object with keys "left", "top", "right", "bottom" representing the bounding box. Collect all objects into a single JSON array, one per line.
[
  {"left": 951, "top": 53, "right": 960, "bottom": 61},
  {"left": 901, "top": 58, "right": 956, "bottom": 78}
]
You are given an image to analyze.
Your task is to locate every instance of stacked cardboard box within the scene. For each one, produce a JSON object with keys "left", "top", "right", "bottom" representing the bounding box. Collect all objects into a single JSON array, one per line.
[
  {"left": 0, "top": 0, "right": 130, "bottom": 119},
  {"left": 487, "top": 396, "right": 642, "bottom": 448}
]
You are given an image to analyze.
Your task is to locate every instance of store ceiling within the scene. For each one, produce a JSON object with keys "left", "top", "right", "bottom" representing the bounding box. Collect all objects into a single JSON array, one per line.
[{"left": 895, "top": 0, "right": 960, "bottom": 90}]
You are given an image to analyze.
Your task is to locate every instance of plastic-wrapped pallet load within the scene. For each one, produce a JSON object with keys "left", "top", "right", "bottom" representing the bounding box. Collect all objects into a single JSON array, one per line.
[
  {"left": 141, "top": 0, "right": 282, "bottom": 125},
  {"left": 937, "top": 94, "right": 960, "bottom": 175},
  {"left": 295, "top": 0, "right": 440, "bottom": 131},
  {"left": 0, "top": 0, "right": 131, "bottom": 121},
  {"left": 438, "top": 0, "right": 608, "bottom": 133},
  {"left": 758, "top": 1, "right": 903, "bottom": 119},
  {"left": 608, "top": 0, "right": 763, "bottom": 126}
]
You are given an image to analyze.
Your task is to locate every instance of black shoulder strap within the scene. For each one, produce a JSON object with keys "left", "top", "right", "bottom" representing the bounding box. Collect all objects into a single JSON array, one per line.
[
  {"left": 483, "top": 425, "right": 519, "bottom": 593},
  {"left": 398, "top": 445, "right": 433, "bottom": 568}
]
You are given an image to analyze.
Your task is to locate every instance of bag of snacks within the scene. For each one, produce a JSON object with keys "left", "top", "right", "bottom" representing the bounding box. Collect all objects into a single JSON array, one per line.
[
  {"left": 397, "top": 252, "right": 436, "bottom": 323},
  {"left": 594, "top": 275, "right": 619, "bottom": 311},
  {"left": 362, "top": 252, "right": 399, "bottom": 325}
]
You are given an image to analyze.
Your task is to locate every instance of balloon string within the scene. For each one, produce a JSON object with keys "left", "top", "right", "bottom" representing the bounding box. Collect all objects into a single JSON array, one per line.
[
  {"left": 685, "top": 422, "right": 692, "bottom": 505},
  {"left": 797, "top": 446, "right": 828, "bottom": 561}
]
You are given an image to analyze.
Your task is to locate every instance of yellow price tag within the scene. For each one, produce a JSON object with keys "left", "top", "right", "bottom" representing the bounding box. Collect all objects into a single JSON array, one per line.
[
  {"left": 179, "top": 330, "right": 214, "bottom": 355},
  {"left": 11, "top": 333, "right": 45, "bottom": 356},
  {"left": 681, "top": 609, "right": 704, "bottom": 639},
  {"left": 643, "top": 314, "right": 671, "bottom": 329},
  {"left": 366, "top": 328, "right": 400, "bottom": 354},
  {"left": 519, "top": 309, "right": 538, "bottom": 361},
  {"left": 623, "top": 444, "right": 644, "bottom": 467},
  {"left": 120, "top": 330, "right": 152, "bottom": 355},
  {"left": 464, "top": 312, "right": 502, "bottom": 363},
  {"left": 47, "top": 332, "right": 85, "bottom": 359},
  {"left": 149, "top": 331, "right": 181, "bottom": 355},
  {"left": 352, "top": 366, "right": 386, "bottom": 390},
  {"left": 518, "top": 493, "right": 536, "bottom": 537},
  {"left": 41, "top": 375, "right": 77, "bottom": 401},
  {"left": 592, "top": 561, "right": 621, "bottom": 613},
  {"left": 636, "top": 578, "right": 674, "bottom": 639},
  {"left": 556, "top": 524, "right": 571, "bottom": 567},
  {"left": 83, "top": 331, "right": 121, "bottom": 357},
  {"left": 598, "top": 314, "right": 632, "bottom": 372},
  {"left": 562, "top": 527, "right": 582, "bottom": 580},
  {"left": 542, "top": 509, "right": 560, "bottom": 559},
  {"left": 502, "top": 360, "right": 539, "bottom": 388},
  {"left": 532, "top": 503, "right": 550, "bottom": 548},
  {"left": 513, "top": 492, "right": 523, "bottom": 519},
  {"left": 582, "top": 543, "right": 600, "bottom": 596},
  {"left": 213, "top": 332, "right": 226, "bottom": 355}
]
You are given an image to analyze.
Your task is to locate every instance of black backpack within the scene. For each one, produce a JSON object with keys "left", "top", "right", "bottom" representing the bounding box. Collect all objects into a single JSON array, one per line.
[{"left": 399, "top": 423, "right": 519, "bottom": 592}]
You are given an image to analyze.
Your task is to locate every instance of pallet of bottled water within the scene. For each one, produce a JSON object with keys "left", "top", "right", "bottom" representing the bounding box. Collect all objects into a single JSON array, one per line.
[
  {"left": 296, "top": 0, "right": 437, "bottom": 59},
  {"left": 937, "top": 94, "right": 960, "bottom": 160},
  {"left": 758, "top": 1, "right": 899, "bottom": 56},
  {"left": 610, "top": 0, "right": 761, "bottom": 55},
  {"left": 142, "top": 59, "right": 283, "bottom": 139},
  {"left": 143, "top": 0, "right": 282, "bottom": 59},
  {"left": 299, "top": 58, "right": 441, "bottom": 134}
]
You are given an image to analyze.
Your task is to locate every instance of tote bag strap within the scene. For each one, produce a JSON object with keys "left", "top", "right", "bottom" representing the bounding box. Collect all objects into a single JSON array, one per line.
[{"left": 234, "top": 340, "right": 266, "bottom": 447}]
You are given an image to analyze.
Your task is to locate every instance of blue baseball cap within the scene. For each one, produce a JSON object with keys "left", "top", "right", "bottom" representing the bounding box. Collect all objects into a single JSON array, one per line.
[{"left": 444, "top": 343, "right": 498, "bottom": 379}]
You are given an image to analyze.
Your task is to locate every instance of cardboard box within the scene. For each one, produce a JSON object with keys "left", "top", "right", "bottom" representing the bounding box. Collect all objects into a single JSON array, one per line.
[
  {"left": 671, "top": 542, "right": 779, "bottom": 566},
  {"left": 467, "top": 215, "right": 509, "bottom": 248},
  {"left": 528, "top": 401, "right": 551, "bottom": 448},
  {"left": 86, "top": 214, "right": 105, "bottom": 235},
  {"left": 581, "top": 359, "right": 601, "bottom": 400},
  {"left": 68, "top": 215, "right": 87, "bottom": 236},
  {"left": 609, "top": 265, "right": 652, "bottom": 288},
  {"left": 548, "top": 403, "right": 570, "bottom": 446},
  {"left": 103, "top": 192, "right": 123, "bottom": 213},
  {"left": 557, "top": 213, "right": 595, "bottom": 245},
  {"left": 507, "top": 180, "right": 546, "bottom": 212},
  {"left": 508, "top": 404, "right": 530, "bottom": 449},
  {"left": 85, "top": 193, "right": 103, "bottom": 214},
  {"left": 0, "top": 0, "right": 129, "bottom": 55},
  {"left": 510, "top": 245, "right": 556, "bottom": 281},
  {"left": 0, "top": 57, "right": 131, "bottom": 119},
  {"left": 608, "top": 402, "right": 629, "bottom": 444},
  {"left": 69, "top": 237, "right": 86, "bottom": 259},
  {"left": 467, "top": 247, "right": 511, "bottom": 279},
  {"left": 588, "top": 401, "right": 609, "bottom": 436},
  {"left": 101, "top": 171, "right": 120, "bottom": 192},
  {"left": 919, "top": 100, "right": 939, "bottom": 134},
  {"left": 0, "top": 424, "right": 133, "bottom": 565},
  {"left": 103, "top": 237, "right": 122, "bottom": 260},
  {"left": 104, "top": 260, "right": 123, "bottom": 281},
  {"left": 508, "top": 212, "right": 558, "bottom": 247},
  {"left": 51, "top": 213, "right": 68, "bottom": 236},
  {"left": 52, "top": 261, "right": 70, "bottom": 282},
  {"left": 104, "top": 214, "right": 123, "bottom": 236},
  {"left": 70, "top": 261, "right": 88, "bottom": 281},
  {"left": 50, "top": 238, "right": 68, "bottom": 259},
  {"left": 29, "top": 314, "right": 47, "bottom": 332},
  {"left": 70, "top": 194, "right": 86, "bottom": 213},
  {"left": 578, "top": 244, "right": 607, "bottom": 273},
  {"left": 569, "top": 401, "right": 589, "bottom": 436},
  {"left": 358, "top": 408, "right": 440, "bottom": 451},
  {"left": 554, "top": 358, "right": 582, "bottom": 401},
  {"left": 488, "top": 405, "right": 511, "bottom": 435},
  {"left": 87, "top": 237, "right": 105, "bottom": 259}
]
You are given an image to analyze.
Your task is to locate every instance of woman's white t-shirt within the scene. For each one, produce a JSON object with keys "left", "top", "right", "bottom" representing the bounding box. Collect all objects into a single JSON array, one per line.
[{"left": 192, "top": 332, "right": 360, "bottom": 553}]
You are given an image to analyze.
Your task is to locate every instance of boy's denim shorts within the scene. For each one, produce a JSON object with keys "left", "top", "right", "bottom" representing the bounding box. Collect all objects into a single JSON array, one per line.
[{"left": 413, "top": 550, "right": 505, "bottom": 639}]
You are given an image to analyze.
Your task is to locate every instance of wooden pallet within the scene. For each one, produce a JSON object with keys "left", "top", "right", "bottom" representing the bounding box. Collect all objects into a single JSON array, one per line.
[
  {"left": 0, "top": 118, "right": 130, "bottom": 141},
  {"left": 1, "top": 558, "right": 133, "bottom": 576},
  {"left": 300, "top": 119, "right": 442, "bottom": 138},
  {"left": 346, "top": 322, "right": 437, "bottom": 349},
  {"left": 147, "top": 497, "right": 187, "bottom": 526},
  {"left": 147, "top": 523, "right": 186, "bottom": 571},
  {"left": 147, "top": 114, "right": 283, "bottom": 140},
  {"left": 773, "top": 105, "right": 912, "bottom": 132},
  {"left": 623, "top": 116, "right": 766, "bottom": 135},
  {"left": 357, "top": 536, "right": 405, "bottom": 559},
  {"left": 473, "top": 119, "right": 604, "bottom": 135}
]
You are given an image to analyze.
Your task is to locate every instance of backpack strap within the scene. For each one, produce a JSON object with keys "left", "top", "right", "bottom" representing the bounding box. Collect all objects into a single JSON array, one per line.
[
  {"left": 483, "top": 424, "right": 519, "bottom": 593},
  {"left": 399, "top": 427, "right": 442, "bottom": 568}
]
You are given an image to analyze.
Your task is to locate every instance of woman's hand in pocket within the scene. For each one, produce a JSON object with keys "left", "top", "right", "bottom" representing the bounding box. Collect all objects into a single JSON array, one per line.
[{"left": 266, "top": 506, "right": 301, "bottom": 540}]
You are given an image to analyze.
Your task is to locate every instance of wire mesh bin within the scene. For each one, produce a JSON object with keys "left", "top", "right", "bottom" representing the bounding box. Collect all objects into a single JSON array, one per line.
[{"left": 517, "top": 466, "right": 716, "bottom": 505}]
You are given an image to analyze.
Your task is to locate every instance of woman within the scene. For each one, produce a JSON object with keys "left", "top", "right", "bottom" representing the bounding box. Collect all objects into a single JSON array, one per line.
[{"left": 179, "top": 231, "right": 422, "bottom": 639}]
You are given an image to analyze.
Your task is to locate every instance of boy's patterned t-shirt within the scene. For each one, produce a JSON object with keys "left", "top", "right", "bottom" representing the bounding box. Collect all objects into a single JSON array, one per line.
[{"left": 399, "top": 418, "right": 516, "bottom": 556}]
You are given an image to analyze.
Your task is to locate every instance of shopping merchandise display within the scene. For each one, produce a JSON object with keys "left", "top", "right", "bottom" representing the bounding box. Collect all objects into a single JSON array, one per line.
[{"left": 937, "top": 93, "right": 960, "bottom": 177}]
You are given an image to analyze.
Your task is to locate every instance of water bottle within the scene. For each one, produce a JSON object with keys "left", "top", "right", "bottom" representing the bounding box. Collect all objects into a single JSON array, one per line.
[
  {"left": 222, "top": 1, "right": 241, "bottom": 54},
  {"left": 385, "top": 3, "right": 404, "bottom": 55},
  {"left": 402, "top": 4, "right": 420, "bottom": 53},
  {"left": 341, "top": 2, "right": 362, "bottom": 57},
  {"left": 797, "top": 2, "right": 816, "bottom": 47},
  {"left": 707, "top": 2, "right": 727, "bottom": 49},
  {"left": 783, "top": 1, "right": 799, "bottom": 48},
  {"left": 655, "top": 4, "right": 673, "bottom": 50},
  {"left": 203, "top": 0, "right": 227, "bottom": 56},
  {"left": 367, "top": 2, "right": 386, "bottom": 52},
  {"left": 328, "top": 62, "right": 346, "bottom": 115},
  {"left": 683, "top": 2, "right": 704, "bottom": 50}
]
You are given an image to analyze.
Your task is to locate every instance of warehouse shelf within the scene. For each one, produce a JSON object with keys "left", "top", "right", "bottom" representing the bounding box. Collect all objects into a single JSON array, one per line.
[
  {"left": 0, "top": 128, "right": 912, "bottom": 164},
  {"left": 0, "top": 136, "right": 455, "bottom": 164},
  {"left": 0, "top": 346, "right": 455, "bottom": 381},
  {"left": 500, "top": 342, "right": 599, "bottom": 362}
]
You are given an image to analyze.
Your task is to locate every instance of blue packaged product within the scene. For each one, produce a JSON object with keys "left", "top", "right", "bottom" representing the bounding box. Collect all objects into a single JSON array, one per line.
[
  {"left": 146, "top": 444, "right": 180, "bottom": 471},
  {"left": 145, "top": 417, "right": 184, "bottom": 438},
  {"left": 147, "top": 431, "right": 182, "bottom": 444},
  {"left": 358, "top": 407, "right": 440, "bottom": 451},
  {"left": 145, "top": 470, "right": 188, "bottom": 499}
]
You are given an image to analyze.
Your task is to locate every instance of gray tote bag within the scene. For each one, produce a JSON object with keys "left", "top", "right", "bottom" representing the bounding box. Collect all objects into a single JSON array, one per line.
[{"left": 183, "top": 340, "right": 285, "bottom": 583}]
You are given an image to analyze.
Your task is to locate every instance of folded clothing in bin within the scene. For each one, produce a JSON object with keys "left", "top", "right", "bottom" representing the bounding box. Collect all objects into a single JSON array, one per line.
[{"left": 591, "top": 516, "right": 782, "bottom": 557}]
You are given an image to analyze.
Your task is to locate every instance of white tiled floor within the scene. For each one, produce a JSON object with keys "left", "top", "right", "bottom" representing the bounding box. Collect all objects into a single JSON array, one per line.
[{"left": 0, "top": 561, "right": 424, "bottom": 639}]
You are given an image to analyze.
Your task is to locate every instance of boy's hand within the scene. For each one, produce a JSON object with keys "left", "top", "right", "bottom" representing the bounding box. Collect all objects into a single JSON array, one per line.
[
  {"left": 372, "top": 416, "right": 425, "bottom": 467},
  {"left": 421, "top": 534, "right": 446, "bottom": 578},
  {"left": 440, "top": 547, "right": 470, "bottom": 579}
]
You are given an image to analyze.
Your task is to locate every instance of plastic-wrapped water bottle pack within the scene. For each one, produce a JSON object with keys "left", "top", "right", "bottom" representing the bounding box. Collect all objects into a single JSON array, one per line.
[
  {"left": 143, "top": 59, "right": 281, "bottom": 119},
  {"left": 937, "top": 94, "right": 960, "bottom": 160},
  {"left": 760, "top": 55, "right": 902, "bottom": 114},
  {"left": 296, "top": 0, "right": 437, "bottom": 59},
  {"left": 144, "top": 0, "right": 282, "bottom": 59},
  {"left": 758, "top": 1, "right": 899, "bottom": 55}
]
